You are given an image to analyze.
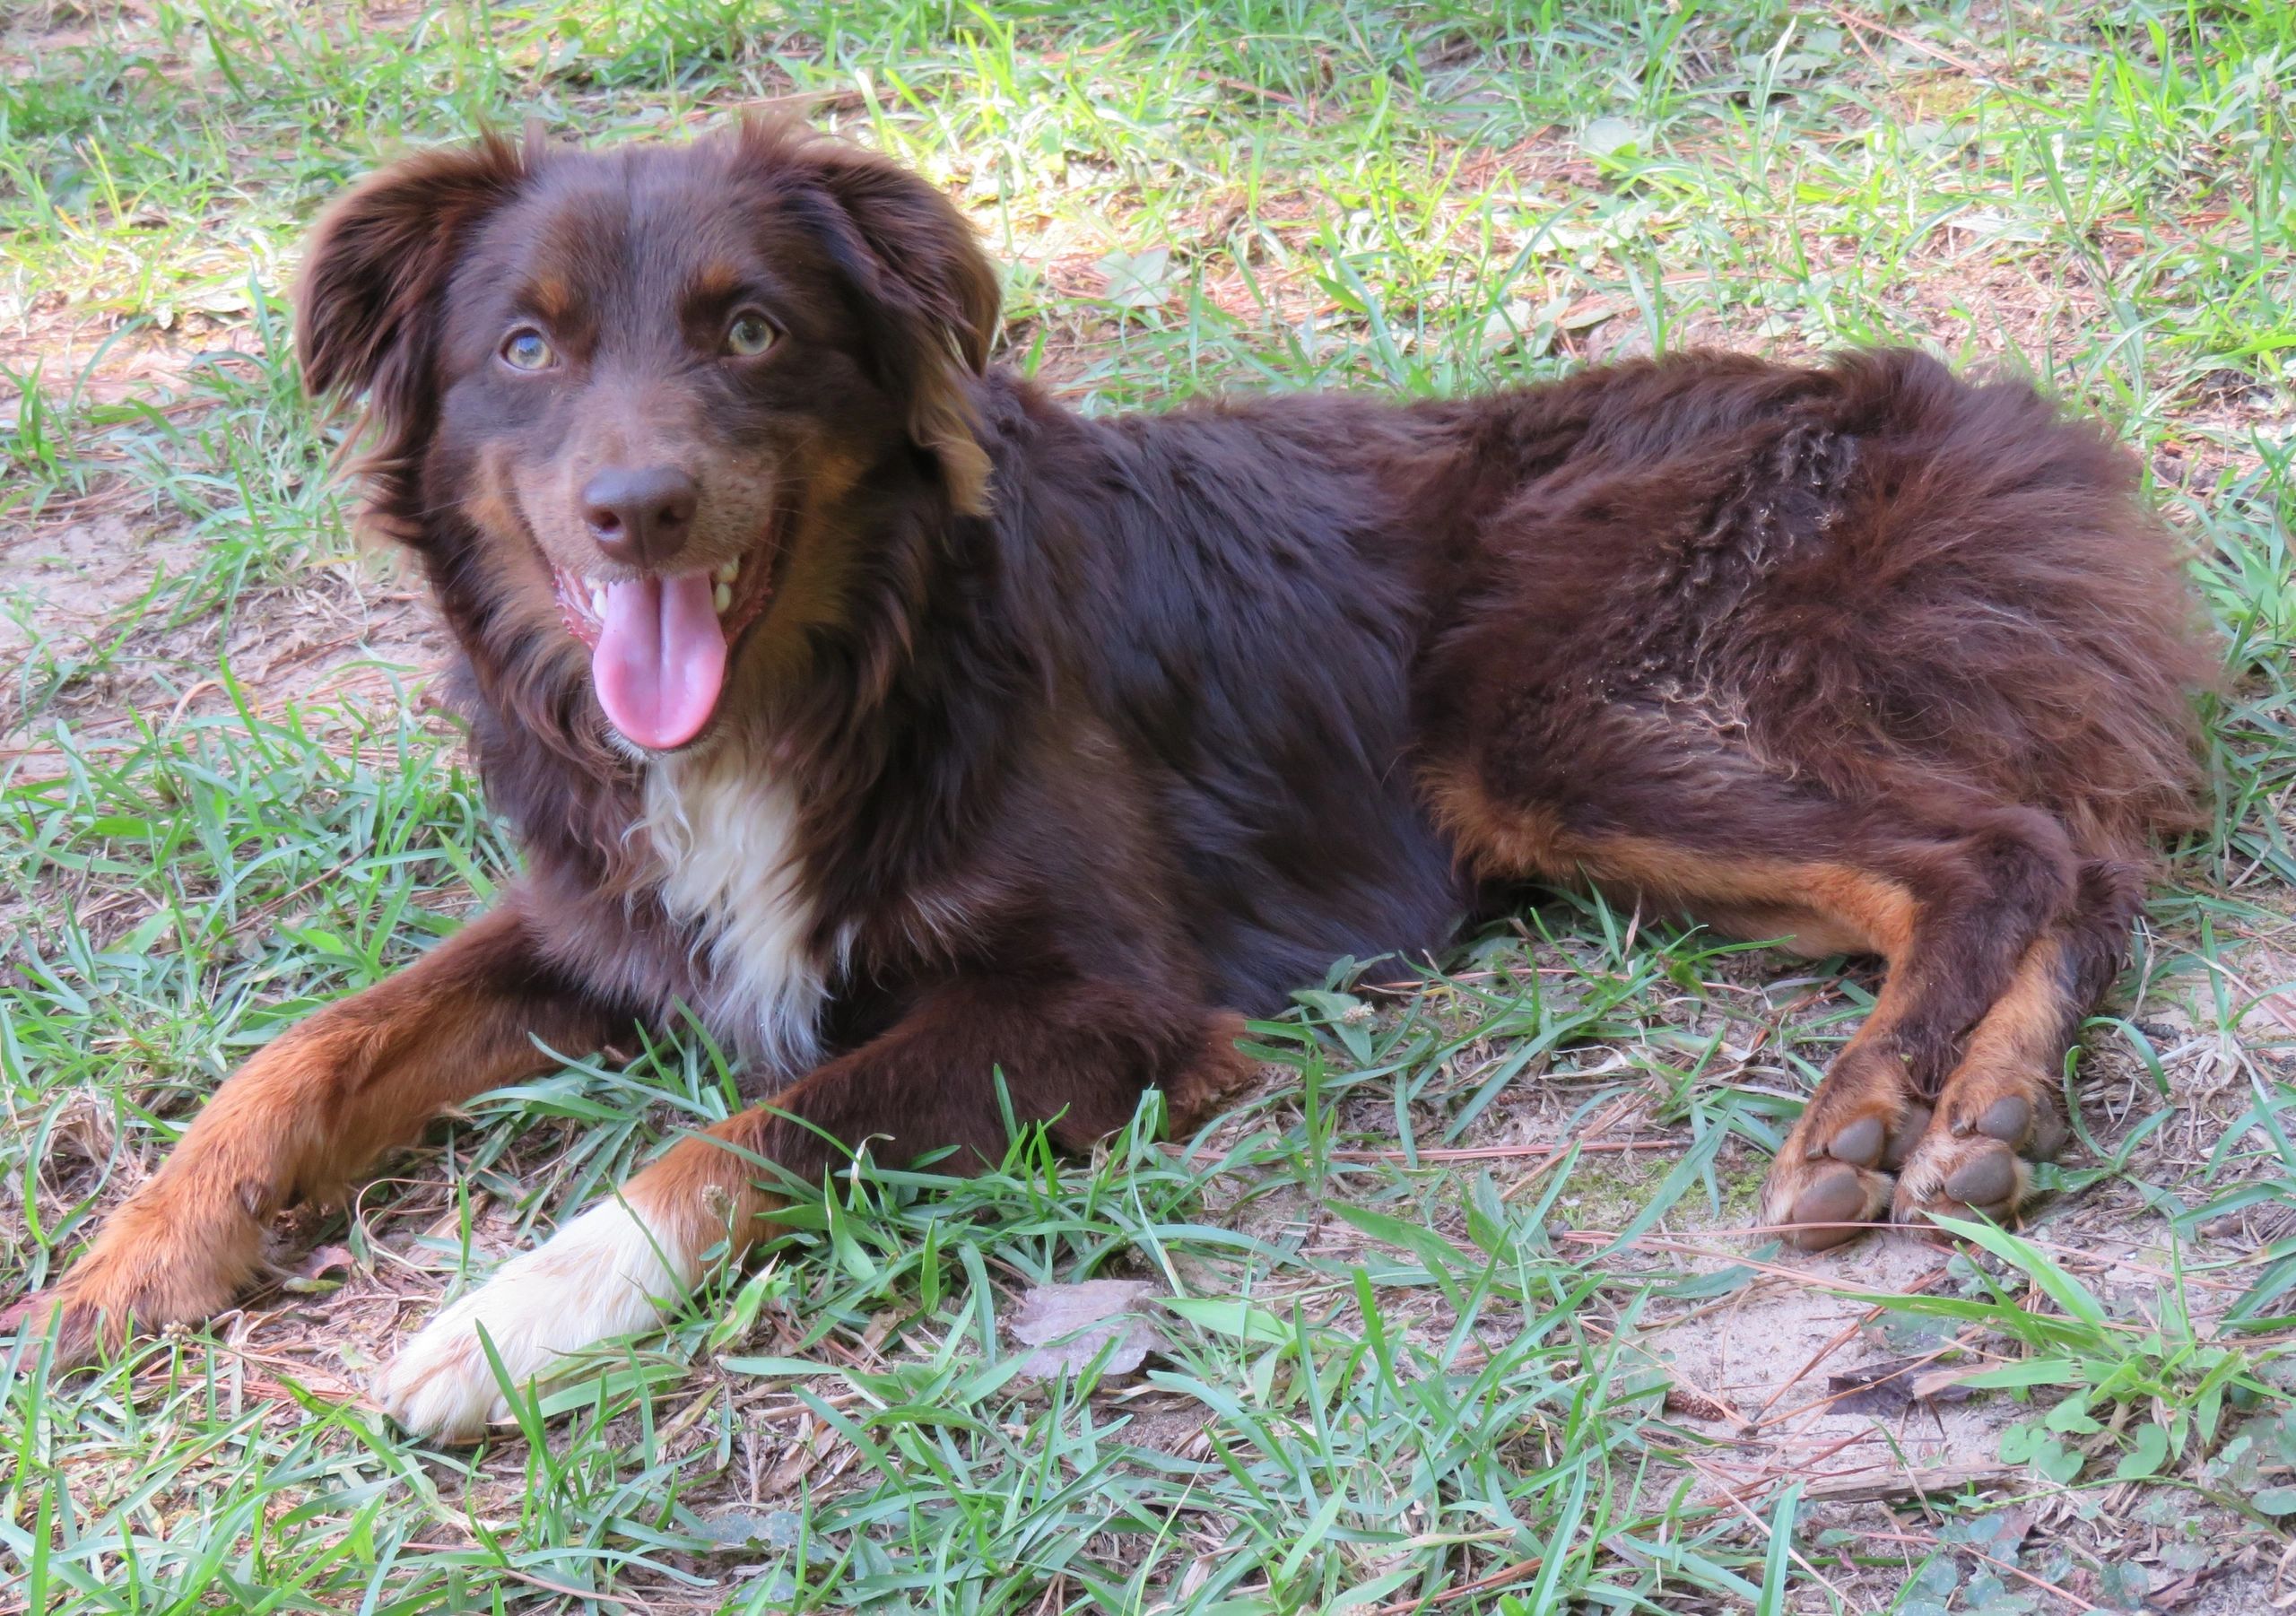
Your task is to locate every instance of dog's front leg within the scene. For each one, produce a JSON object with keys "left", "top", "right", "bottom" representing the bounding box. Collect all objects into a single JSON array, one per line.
[
  {"left": 9, "top": 905, "right": 613, "bottom": 1361},
  {"left": 375, "top": 977, "right": 1253, "bottom": 1441}
]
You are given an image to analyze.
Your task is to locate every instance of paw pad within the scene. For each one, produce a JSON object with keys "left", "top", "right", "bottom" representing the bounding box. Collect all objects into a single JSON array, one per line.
[
  {"left": 1825, "top": 1116, "right": 1884, "bottom": 1167},
  {"left": 1883, "top": 1104, "right": 1931, "bottom": 1169},
  {"left": 1942, "top": 1143, "right": 2019, "bottom": 1212},
  {"left": 1787, "top": 1164, "right": 1875, "bottom": 1251},
  {"left": 1973, "top": 1096, "right": 2031, "bottom": 1143}
]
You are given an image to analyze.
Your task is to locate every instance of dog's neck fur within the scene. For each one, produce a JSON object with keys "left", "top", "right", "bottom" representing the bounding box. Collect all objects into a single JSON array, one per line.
[{"left": 637, "top": 740, "right": 838, "bottom": 1075}]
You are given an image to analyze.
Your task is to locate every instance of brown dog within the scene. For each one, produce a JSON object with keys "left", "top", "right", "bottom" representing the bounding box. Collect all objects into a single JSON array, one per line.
[{"left": 16, "top": 121, "right": 2206, "bottom": 1439}]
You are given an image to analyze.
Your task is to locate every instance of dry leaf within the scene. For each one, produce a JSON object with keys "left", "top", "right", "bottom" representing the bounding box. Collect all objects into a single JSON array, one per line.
[
  {"left": 1826, "top": 1354, "right": 1977, "bottom": 1416},
  {"left": 281, "top": 1243, "right": 356, "bottom": 1294},
  {"left": 1010, "top": 1280, "right": 1167, "bottom": 1378}
]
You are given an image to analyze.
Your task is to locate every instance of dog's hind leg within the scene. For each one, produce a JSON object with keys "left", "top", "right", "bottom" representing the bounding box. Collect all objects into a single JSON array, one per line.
[
  {"left": 1889, "top": 854, "right": 2146, "bottom": 1227},
  {"left": 9, "top": 904, "right": 614, "bottom": 1361},
  {"left": 1426, "top": 753, "right": 2081, "bottom": 1251},
  {"left": 371, "top": 977, "right": 1255, "bottom": 1442}
]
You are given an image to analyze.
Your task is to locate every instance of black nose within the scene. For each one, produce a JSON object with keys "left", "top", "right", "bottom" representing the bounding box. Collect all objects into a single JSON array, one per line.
[{"left": 582, "top": 465, "right": 698, "bottom": 565}]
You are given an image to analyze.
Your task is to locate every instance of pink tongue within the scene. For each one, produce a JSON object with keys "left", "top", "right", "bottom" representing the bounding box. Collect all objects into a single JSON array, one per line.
[{"left": 592, "top": 573, "right": 727, "bottom": 751}]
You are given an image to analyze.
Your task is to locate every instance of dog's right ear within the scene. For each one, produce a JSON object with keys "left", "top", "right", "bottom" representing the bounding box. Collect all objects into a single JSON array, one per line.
[{"left": 296, "top": 135, "right": 528, "bottom": 423}]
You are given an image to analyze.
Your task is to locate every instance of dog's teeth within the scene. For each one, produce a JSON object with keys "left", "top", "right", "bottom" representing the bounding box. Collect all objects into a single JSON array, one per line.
[
  {"left": 589, "top": 585, "right": 607, "bottom": 616},
  {"left": 713, "top": 582, "right": 733, "bottom": 613},
  {"left": 715, "top": 557, "right": 740, "bottom": 585}
]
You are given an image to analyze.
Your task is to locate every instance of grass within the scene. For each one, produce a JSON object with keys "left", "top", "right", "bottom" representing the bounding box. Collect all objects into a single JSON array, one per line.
[{"left": 3, "top": 0, "right": 2294, "bottom": 1610}]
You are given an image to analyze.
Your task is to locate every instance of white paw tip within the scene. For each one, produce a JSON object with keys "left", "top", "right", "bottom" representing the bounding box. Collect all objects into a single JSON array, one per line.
[
  {"left": 370, "top": 1197, "right": 700, "bottom": 1443},
  {"left": 372, "top": 1323, "right": 510, "bottom": 1443}
]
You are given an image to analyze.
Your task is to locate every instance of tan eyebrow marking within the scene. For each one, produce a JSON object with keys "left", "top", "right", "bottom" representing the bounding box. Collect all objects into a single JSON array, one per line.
[
  {"left": 686, "top": 261, "right": 746, "bottom": 305},
  {"left": 524, "top": 274, "right": 576, "bottom": 326}
]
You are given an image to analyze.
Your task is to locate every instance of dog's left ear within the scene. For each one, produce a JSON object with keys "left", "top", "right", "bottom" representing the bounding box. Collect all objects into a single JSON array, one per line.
[{"left": 755, "top": 122, "right": 1001, "bottom": 515}]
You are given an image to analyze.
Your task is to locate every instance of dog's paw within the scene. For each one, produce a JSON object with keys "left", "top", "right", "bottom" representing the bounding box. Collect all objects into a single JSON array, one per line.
[
  {"left": 0, "top": 1288, "right": 104, "bottom": 1363},
  {"left": 1892, "top": 1085, "right": 2067, "bottom": 1231},
  {"left": 1761, "top": 1153, "right": 1895, "bottom": 1252},
  {"left": 373, "top": 1198, "right": 700, "bottom": 1443},
  {"left": 7, "top": 1210, "right": 261, "bottom": 1367},
  {"left": 1761, "top": 1094, "right": 1933, "bottom": 1252}
]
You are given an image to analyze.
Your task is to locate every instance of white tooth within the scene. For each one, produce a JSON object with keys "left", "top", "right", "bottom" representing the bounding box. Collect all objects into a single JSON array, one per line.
[
  {"left": 715, "top": 557, "right": 740, "bottom": 585},
  {"left": 713, "top": 581, "right": 733, "bottom": 613},
  {"left": 589, "top": 585, "right": 607, "bottom": 617}
]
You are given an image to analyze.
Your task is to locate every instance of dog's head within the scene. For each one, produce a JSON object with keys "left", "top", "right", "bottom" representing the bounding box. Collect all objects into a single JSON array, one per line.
[{"left": 297, "top": 121, "right": 999, "bottom": 753}]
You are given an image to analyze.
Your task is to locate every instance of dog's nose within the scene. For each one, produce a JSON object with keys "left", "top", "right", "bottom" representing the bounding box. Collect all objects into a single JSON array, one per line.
[{"left": 582, "top": 465, "right": 698, "bottom": 566}]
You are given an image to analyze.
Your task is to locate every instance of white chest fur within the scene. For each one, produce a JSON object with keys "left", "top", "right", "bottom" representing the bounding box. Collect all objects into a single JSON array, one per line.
[{"left": 639, "top": 748, "right": 831, "bottom": 1073}]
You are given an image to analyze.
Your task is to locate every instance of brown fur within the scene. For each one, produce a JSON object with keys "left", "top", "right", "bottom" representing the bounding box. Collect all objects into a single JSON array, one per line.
[{"left": 13, "top": 122, "right": 2209, "bottom": 1367}]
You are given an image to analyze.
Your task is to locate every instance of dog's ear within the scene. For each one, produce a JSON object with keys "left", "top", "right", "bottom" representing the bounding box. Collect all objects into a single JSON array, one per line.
[
  {"left": 296, "top": 135, "right": 529, "bottom": 429},
  {"left": 755, "top": 121, "right": 1002, "bottom": 515}
]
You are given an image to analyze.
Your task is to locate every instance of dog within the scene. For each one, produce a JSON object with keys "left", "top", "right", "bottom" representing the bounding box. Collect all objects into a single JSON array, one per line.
[{"left": 15, "top": 120, "right": 2207, "bottom": 1440}]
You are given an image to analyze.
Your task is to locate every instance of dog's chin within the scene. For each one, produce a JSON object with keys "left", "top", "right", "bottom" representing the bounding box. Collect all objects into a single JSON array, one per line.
[
  {"left": 604, "top": 692, "right": 752, "bottom": 762},
  {"left": 603, "top": 719, "right": 704, "bottom": 764}
]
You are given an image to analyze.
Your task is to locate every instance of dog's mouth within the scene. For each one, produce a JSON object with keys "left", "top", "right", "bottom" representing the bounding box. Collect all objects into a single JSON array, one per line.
[{"left": 552, "top": 548, "right": 776, "bottom": 752}]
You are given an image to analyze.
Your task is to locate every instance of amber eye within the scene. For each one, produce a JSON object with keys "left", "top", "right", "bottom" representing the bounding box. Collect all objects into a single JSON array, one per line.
[
  {"left": 724, "top": 312, "right": 775, "bottom": 357},
  {"left": 500, "top": 328, "right": 556, "bottom": 371}
]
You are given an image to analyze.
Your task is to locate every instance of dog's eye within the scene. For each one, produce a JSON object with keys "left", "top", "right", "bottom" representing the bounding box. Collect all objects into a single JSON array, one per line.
[
  {"left": 724, "top": 313, "right": 775, "bottom": 357},
  {"left": 500, "top": 328, "right": 557, "bottom": 372}
]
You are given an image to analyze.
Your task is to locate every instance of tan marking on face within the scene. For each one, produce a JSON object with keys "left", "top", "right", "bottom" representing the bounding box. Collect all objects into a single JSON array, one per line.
[
  {"left": 709, "top": 439, "right": 877, "bottom": 725},
  {"left": 462, "top": 440, "right": 568, "bottom": 630},
  {"left": 465, "top": 447, "right": 528, "bottom": 546},
  {"left": 689, "top": 261, "right": 745, "bottom": 304},
  {"left": 526, "top": 274, "right": 575, "bottom": 328}
]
